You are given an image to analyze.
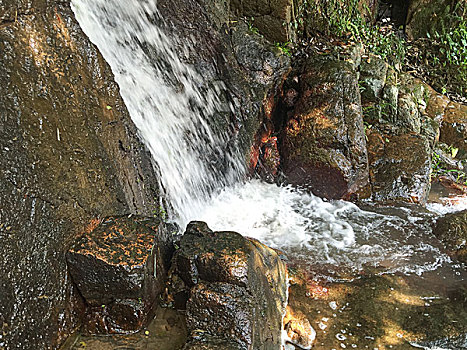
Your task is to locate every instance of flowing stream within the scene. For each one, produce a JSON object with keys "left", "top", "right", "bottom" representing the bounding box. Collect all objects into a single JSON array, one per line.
[{"left": 71, "top": 0, "right": 465, "bottom": 280}]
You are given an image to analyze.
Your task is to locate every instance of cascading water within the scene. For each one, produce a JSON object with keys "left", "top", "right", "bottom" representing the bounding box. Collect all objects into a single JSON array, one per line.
[
  {"left": 71, "top": 0, "right": 244, "bottom": 226},
  {"left": 71, "top": 0, "right": 462, "bottom": 279}
]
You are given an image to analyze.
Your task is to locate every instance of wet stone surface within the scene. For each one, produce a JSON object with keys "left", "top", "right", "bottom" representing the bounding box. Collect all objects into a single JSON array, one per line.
[
  {"left": 169, "top": 221, "right": 288, "bottom": 350},
  {"left": 433, "top": 210, "right": 467, "bottom": 264},
  {"left": 66, "top": 307, "right": 187, "bottom": 350},
  {"left": 367, "top": 131, "right": 431, "bottom": 204},
  {"left": 0, "top": 2, "right": 160, "bottom": 348},
  {"left": 281, "top": 53, "right": 370, "bottom": 200},
  {"left": 66, "top": 216, "right": 174, "bottom": 334},
  {"left": 286, "top": 262, "right": 467, "bottom": 350}
]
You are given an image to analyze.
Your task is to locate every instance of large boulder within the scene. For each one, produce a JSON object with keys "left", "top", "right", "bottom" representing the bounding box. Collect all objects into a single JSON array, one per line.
[
  {"left": 439, "top": 102, "right": 467, "bottom": 159},
  {"left": 433, "top": 210, "right": 467, "bottom": 264},
  {"left": 0, "top": 2, "right": 160, "bottom": 349},
  {"left": 66, "top": 216, "right": 174, "bottom": 333},
  {"left": 367, "top": 131, "right": 431, "bottom": 204},
  {"left": 281, "top": 55, "right": 370, "bottom": 200},
  {"left": 170, "top": 221, "right": 288, "bottom": 349}
]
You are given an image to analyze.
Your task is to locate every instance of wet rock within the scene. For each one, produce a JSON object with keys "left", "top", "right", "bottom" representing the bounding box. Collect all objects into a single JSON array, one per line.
[
  {"left": 157, "top": 0, "right": 290, "bottom": 181},
  {"left": 70, "top": 307, "right": 188, "bottom": 350},
  {"left": 287, "top": 265, "right": 467, "bottom": 349},
  {"left": 281, "top": 55, "right": 370, "bottom": 200},
  {"left": 171, "top": 221, "right": 288, "bottom": 349},
  {"left": 359, "top": 55, "right": 388, "bottom": 102},
  {"left": 433, "top": 210, "right": 467, "bottom": 264},
  {"left": 229, "top": 0, "right": 295, "bottom": 42},
  {"left": 439, "top": 102, "right": 467, "bottom": 159},
  {"left": 257, "top": 136, "right": 281, "bottom": 182},
  {"left": 184, "top": 335, "right": 242, "bottom": 350},
  {"left": 283, "top": 306, "right": 316, "bottom": 349},
  {"left": 0, "top": 3, "right": 160, "bottom": 348},
  {"left": 397, "top": 94, "right": 422, "bottom": 133},
  {"left": 186, "top": 282, "right": 253, "bottom": 347},
  {"left": 367, "top": 131, "right": 431, "bottom": 203},
  {"left": 66, "top": 216, "right": 173, "bottom": 333}
]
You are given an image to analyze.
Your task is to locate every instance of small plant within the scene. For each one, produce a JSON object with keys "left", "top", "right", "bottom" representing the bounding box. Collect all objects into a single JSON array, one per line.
[
  {"left": 247, "top": 17, "right": 259, "bottom": 35},
  {"left": 152, "top": 205, "right": 167, "bottom": 220},
  {"left": 275, "top": 41, "right": 292, "bottom": 56}
]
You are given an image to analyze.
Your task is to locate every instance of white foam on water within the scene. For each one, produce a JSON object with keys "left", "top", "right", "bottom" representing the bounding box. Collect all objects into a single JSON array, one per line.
[
  {"left": 427, "top": 195, "right": 467, "bottom": 215},
  {"left": 199, "top": 180, "right": 449, "bottom": 276}
]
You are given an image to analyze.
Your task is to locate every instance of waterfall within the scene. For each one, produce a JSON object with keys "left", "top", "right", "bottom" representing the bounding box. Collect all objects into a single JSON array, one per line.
[
  {"left": 72, "top": 0, "right": 452, "bottom": 278},
  {"left": 71, "top": 0, "right": 244, "bottom": 226}
]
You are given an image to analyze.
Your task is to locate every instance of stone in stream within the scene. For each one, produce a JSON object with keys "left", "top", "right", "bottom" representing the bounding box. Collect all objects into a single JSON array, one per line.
[
  {"left": 66, "top": 216, "right": 174, "bottom": 333},
  {"left": 281, "top": 54, "right": 370, "bottom": 200},
  {"left": 170, "top": 221, "right": 288, "bottom": 350},
  {"left": 432, "top": 210, "right": 467, "bottom": 264},
  {"left": 367, "top": 131, "right": 431, "bottom": 204},
  {"left": 283, "top": 305, "right": 316, "bottom": 349}
]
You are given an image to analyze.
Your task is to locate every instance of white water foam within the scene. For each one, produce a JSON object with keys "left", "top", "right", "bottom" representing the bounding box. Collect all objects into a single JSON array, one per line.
[
  {"left": 199, "top": 180, "right": 449, "bottom": 276},
  {"left": 72, "top": 0, "right": 451, "bottom": 278},
  {"left": 427, "top": 196, "right": 467, "bottom": 215}
]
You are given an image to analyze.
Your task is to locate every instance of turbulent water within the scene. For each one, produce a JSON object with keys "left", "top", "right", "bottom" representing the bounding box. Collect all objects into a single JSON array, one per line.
[{"left": 72, "top": 0, "right": 462, "bottom": 279}]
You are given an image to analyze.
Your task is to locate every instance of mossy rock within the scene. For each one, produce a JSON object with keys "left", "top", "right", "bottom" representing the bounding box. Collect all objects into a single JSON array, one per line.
[{"left": 433, "top": 210, "right": 467, "bottom": 264}]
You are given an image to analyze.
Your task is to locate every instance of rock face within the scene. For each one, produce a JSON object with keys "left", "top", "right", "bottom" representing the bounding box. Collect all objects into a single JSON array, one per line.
[
  {"left": 229, "top": 0, "right": 295, "bottom": 42},
  {"left": 406, "top": 0, "right": 452, "bottom": 40},
  {"left": 0, "top": 2, "right": 160, "bottom": 349},
  {"left": 433, "top": 210, "right": 467, "bottom": 264},
  {"left": 440, "top": 102, "right": 467, "bottom": 158},
  {"left": 170, "top": 222, "right": 288, "bottom": 349},
  {"left": 367, "top": 131, "right": 431, "bottom": 204},
  {"left": 360, "top": 63, "right": 437, "bottom": 203},
  {"left": 66, "top": 216, "right": 174, "bottom": 333},
  {"left": 281, "top": 54, "right": 370, "bottom": 200},
  {"left": 359, "top": 55, "right": 388, "bottom": 102}
]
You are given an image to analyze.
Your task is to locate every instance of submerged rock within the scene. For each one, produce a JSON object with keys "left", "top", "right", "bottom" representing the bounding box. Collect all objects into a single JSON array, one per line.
[
  {"left": 433, "top": 210, "right": 467, "bottom": 264},
  {"left": 281, "top": 55, "right": 370, "bottom": 200},
  {"left": 66, "top": 216, "right": 173, "bottom": 333},
  {"left": 287, "top": 263, "right": 467, "bottom": 349},
  {"left": 171, "top": 221, "right": 288, "bottom": 349}
]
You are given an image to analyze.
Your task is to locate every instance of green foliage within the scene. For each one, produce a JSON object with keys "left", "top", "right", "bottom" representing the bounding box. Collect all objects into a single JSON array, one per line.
[
  {"left": 423, "top": 4, "right": 467, "bottom": 97},
  {"left": 274, "top": 41, "right": 292, "bottom": 56},
  {"left": 292, "top": 0, "right": 406, "bottom": 64},
  {"left": 247, "top": 17, "right": 260, "bottom": 35},
  {"left": 152, "top": 205, "right": 167, "bottom": 220}
]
